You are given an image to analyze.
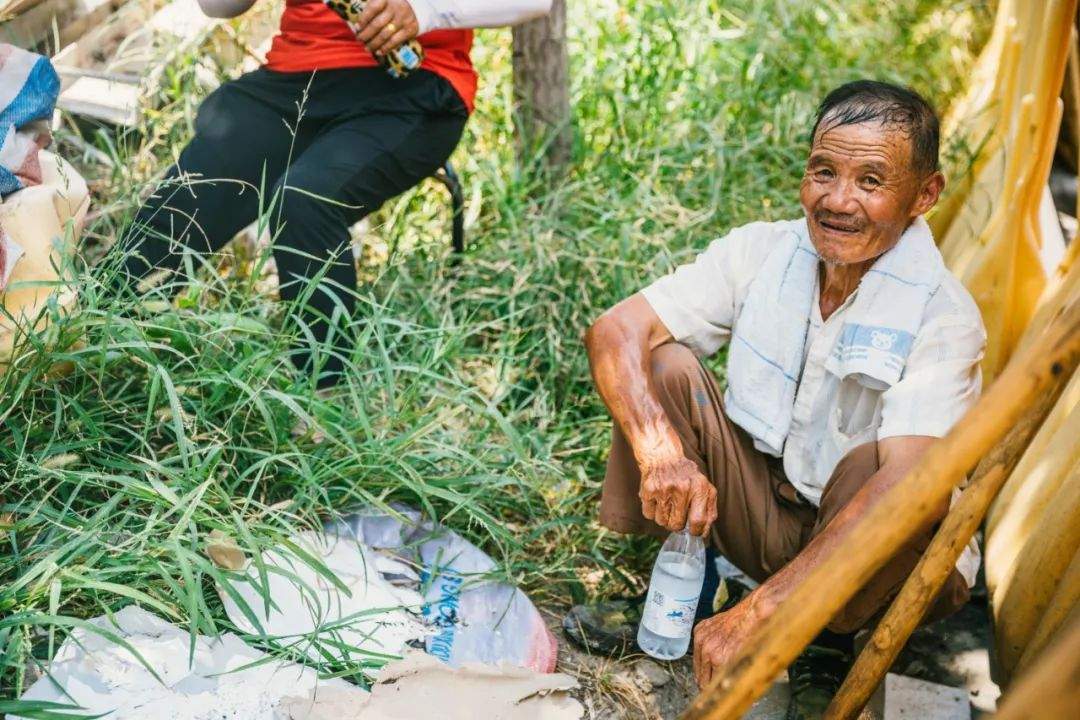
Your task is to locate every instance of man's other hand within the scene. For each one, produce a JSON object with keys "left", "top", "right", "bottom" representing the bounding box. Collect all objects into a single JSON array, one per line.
[
  {"left": 355, "top": 0, "right": 420, "bottom": 56},
  {"left": 640, "top": 456, "right": 717, "bottom": 536},
  {"left": 692, "top": 594, "right": 767, "bottom": 688}
]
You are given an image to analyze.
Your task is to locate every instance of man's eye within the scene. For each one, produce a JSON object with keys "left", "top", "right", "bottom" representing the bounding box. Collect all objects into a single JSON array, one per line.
[
  {"left": 814, "top": 168, "right": 834, "bottom": 180},
  {"left": 863, "top": 176, "right": 882, "bottom": 187}
]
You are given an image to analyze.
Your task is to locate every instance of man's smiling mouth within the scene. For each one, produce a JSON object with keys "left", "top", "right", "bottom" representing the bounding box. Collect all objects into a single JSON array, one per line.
[{"left": 816, "top": 217, "right": 862, "bottom": 234}]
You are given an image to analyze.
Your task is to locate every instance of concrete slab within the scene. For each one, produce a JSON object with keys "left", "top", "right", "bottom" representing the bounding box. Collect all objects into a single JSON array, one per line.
[
  {"left": 868, "top": 673, "right": 970, "bottom": 720},
  {"left": 741, "top": 672, "right": 968, "bottom": 720}
]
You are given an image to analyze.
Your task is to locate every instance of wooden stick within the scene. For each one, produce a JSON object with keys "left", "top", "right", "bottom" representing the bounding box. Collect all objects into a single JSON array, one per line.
[
  {"left": 679, "top": 298, "right": 1080, "bottom": 720},
  {"left": 824, "top": 368, "right": 1076, "bottom": 718},
  {"left": 992, "top": 615, "right": 1080, "bottom": 720}
]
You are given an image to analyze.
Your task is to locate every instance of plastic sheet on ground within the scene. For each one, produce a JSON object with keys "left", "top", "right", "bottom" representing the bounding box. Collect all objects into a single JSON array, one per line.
[
  {"left": 12, "top": 607, "right": 582, "bottom": 720},
  {"left": 13, "top": 506, "right": 564, "bottom": 717},
  {"left": 213, "top": 505, "right": 557, "bottom": 676},
  {"left": 328, "top": 504, "right": 559, "bottom": 673},
  {"left": 216, "top": 530, "right": 427, "bottom": 675},
  {"left": 10, "top": 605, "right": 369, "bottom": 720}
]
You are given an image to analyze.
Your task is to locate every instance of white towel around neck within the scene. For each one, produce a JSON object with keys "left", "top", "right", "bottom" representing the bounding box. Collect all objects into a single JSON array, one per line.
[{"left": 723, "top": 215, "right": 946, "bottom": 456}]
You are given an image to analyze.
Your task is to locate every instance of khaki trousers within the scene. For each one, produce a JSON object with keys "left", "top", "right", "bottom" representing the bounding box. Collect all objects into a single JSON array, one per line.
[{"left": 598, "top": 343, "right": 969, "bottom": 633}]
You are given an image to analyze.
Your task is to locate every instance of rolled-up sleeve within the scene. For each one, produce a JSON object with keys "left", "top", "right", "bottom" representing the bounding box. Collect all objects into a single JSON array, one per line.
[
  {"left": 878, "top": 316, "right": 986, "bottom": 439},
  {"left": 640, "top": 224, "right": 767, "bottom": 358}
]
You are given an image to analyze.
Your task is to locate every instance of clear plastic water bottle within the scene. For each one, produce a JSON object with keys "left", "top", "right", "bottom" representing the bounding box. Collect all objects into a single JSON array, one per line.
[{"left": 637, "top": 528, "right": 706, "bottom": 660}]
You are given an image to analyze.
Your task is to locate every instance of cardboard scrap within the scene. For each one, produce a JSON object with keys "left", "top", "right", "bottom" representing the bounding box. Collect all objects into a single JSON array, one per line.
[{"left": 276, "top": 651, "right": 584, "bottom": 720}]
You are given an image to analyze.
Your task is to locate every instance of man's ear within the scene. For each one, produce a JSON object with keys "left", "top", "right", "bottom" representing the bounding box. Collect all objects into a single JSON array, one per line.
[{"left": 911, "top": 170, "right": 945, "bottom": 217}]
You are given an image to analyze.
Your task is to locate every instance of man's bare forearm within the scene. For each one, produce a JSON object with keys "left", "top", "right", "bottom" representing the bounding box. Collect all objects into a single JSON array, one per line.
[
  {"left": 585, "top": 296, "right": 681, "bottom": 469},
  {"left": 587, "top": 294, "right": 717, "bottom": 535}
]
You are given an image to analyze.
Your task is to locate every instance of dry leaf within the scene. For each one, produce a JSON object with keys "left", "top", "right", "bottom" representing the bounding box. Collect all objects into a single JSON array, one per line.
[{"left": 206, "top": 530, "right": 247, "bottom": 571}]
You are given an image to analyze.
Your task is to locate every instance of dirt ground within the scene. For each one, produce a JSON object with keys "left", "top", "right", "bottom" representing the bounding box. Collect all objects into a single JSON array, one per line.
[{"left": 544, "top": 598, "right": 1000, "bottom": 719}]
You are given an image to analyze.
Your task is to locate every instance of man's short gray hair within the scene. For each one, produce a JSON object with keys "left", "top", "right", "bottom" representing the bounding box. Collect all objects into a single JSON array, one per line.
[{"left": 811, "top": 80, "right": 941, "bottom": 175}]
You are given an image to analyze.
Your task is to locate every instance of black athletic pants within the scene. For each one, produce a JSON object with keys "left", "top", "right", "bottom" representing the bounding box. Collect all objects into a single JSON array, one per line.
[{"left": 111, "top": 67, "right": 468, "bottom": 386}]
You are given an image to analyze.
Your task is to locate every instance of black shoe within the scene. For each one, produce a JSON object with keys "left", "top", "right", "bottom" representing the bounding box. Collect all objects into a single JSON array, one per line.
[
  {"left": 785, "top": 639, "right": 854, "bottom": 720},
  {"left": 562, "top": 596, "right": 645, "bottom": 656}
]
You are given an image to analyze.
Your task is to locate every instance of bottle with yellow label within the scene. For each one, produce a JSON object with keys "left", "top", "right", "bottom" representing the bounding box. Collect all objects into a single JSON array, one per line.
[{"left": 322, "top": 0, "right": 424, "bottom": 78}]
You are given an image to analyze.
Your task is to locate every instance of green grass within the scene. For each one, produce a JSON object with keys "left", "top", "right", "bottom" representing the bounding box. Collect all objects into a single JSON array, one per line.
[{"left": 1, "top": 0, "right": 991, "bottom": 711}]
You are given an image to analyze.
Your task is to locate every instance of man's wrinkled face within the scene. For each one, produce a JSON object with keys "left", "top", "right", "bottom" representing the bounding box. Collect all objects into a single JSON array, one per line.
[{"left": 800, "top": 119, "right": 940, "bottom": 266}]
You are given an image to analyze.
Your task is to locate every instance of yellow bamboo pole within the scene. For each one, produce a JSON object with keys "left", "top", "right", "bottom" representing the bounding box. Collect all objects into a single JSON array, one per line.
[
  {"left": 984, "top": 389, "right": 1080, "bottom": 598},
  {"left": 937, "top": 29, "right": 1022, "bottom": 262},
  {"left": 824, "top": 367, "right": 1076, "bottom": 718},
  {"left": 938, "top": 0, "right": 1075, "bottom": 381},
  {"left": 1013, "top": 240, "right": 1080, "bottom": 358},
  {"left": 992, "top": 615, "right": 1080, "bottom": 720},
  {"left": 678, "top": 297, "right": 1080, "bottom": 720},
  {"left": 1015, "top": 550, "right": 1080, "bottom": 674},
  {"left": 993, "top": 461, "right": 1080, "bottom": 676}
]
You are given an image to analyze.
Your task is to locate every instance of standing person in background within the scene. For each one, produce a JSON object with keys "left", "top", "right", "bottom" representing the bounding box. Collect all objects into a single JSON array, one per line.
[{"left": 109, "top": 0, "right": 551, "bottom": 387}]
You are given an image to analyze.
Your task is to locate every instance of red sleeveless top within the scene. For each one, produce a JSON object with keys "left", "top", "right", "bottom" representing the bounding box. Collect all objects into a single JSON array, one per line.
[{"left": 264, "top": 0, "right": 477, "bottom": 112}]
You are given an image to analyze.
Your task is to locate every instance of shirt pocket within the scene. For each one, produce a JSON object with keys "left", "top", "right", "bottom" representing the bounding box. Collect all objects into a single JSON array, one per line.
[{"left": 831, "top": 372, "right": 886, "bottom": 449}]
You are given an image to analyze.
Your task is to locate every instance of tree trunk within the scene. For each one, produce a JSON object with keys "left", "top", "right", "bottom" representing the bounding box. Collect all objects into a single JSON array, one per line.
[{"left": 512, "top": 0, "right": 571, "bottom": 173}]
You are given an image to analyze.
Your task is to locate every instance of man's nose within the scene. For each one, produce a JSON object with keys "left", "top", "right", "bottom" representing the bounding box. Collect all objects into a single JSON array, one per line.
[{"left": 820, "top": 179, "right": 860, "bottom": 215}]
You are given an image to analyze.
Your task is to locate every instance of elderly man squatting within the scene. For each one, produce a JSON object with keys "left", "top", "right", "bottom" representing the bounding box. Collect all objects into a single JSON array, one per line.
[{"left": 584, "top": 80, "right": 985, "bottom": 716}]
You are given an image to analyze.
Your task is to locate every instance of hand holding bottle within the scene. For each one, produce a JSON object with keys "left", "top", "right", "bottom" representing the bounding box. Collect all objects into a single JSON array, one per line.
[
  {"left": 351, "top": 0, "right": 420, "bottom": 55},
  {"left": 638, "top": 529, "right": 707, "bottom": 660},
  {"left": 323, "top": 0, "right": 424, "bottom": 78},
  {"left": 639, "top": 455, "right": 717, "bottom": 537}
]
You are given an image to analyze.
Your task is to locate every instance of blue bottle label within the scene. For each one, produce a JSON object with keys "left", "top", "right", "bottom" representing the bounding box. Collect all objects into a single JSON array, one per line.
[{"left": 642, "top": 586, "right": 698, "bottom": 639}]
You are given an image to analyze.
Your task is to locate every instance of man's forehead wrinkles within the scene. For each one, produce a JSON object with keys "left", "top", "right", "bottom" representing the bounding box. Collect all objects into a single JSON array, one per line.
[
  {"left": 815, "top": 136, "right": 898, "bottom": 155},
  {"left": 812, "top": 125, "right": 910, "bottom": 159},
  {"left": 809, "top": 143, "right": 897, "bottom": 167}
]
